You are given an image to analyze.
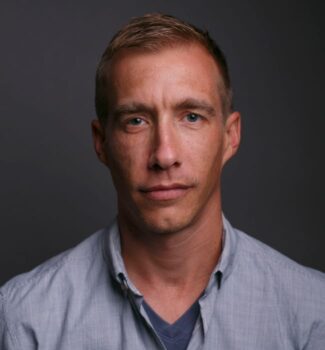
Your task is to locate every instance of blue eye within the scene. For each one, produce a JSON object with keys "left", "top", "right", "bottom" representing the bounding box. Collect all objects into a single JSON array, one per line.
[
  {"left": 128, "top": 117, "right": 144, "bottom": 125},
  {"left": 185, "top": 113, "right": 201, "bottom": 122}
]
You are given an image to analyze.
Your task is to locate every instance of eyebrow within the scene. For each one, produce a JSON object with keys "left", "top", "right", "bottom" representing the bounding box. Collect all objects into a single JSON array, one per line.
[
  {"left": 173, "top": 98, "right": 217, "bottom": 116},
  {"left": 112, "top": 98, "right": 217, "bottom": 119},
  {"left": 112, "top": 103, "right": 154, "bottom": 119}
]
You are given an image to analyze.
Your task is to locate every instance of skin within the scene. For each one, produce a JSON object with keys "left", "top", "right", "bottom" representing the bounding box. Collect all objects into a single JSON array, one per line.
[{"left": 92, "top": 43, "right": 241, "bottom": 323}]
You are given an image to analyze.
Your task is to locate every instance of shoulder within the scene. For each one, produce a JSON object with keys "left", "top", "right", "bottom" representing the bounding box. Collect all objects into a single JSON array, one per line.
[
  {"left": 235, "top": 227, "right": 325, "bottom": 287},
  {"left": 220, "top": 217, "right": 325, "bottom": 349},
  {"left": 1, "top": 228, "right": 106, "bottom": 296},
  {"left": 233, "top": 227, "right": 325, "bottom": 335},
  {"left": 0, "top": 227, "right": 110, "bottom": 330}
]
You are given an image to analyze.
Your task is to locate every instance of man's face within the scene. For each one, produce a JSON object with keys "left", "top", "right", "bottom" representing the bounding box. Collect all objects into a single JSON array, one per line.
[{"left": 92, "top": 44, "right": 240, "bottom": 235}]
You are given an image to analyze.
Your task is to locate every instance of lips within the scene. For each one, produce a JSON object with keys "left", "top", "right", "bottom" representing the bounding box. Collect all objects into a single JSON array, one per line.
[{"left": 140, "top": 184, "right": 192, "bottom": 201}]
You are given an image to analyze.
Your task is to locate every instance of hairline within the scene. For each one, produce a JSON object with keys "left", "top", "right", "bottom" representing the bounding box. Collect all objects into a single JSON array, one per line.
[{"left": 97, "top": 42, "right": 231, "bottom": 125}]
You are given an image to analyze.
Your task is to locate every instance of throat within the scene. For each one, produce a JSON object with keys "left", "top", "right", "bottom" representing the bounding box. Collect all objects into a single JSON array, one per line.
[
  {"left": 143, "top": 297, "right": 200, "bottom": 328},
  {"left": 142, "top": 287, "right": 202, "bottom": 324},
  {"left": 120, "top": 214, "right": 223, "bottom": 281},
  {"left": 118, "top": 210, "right": 223, "bottom": 322}
]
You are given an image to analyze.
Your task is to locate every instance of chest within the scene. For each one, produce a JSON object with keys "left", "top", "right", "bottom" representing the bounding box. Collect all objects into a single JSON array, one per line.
[{"left": 19, "top": 293, "right": 297, "bottom": 350}]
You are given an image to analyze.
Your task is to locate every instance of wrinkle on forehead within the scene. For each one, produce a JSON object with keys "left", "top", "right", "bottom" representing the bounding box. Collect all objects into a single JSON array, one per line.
[{"left": 105, "top": 44, "right": 224, "bottom": 118}]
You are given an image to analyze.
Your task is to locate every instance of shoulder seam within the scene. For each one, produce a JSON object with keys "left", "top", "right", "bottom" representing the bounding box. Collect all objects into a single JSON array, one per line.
[
  {"left": 0, "top": 291, "right": 20, "bottom": 350},
  {"left": 237, "top": 230, "right": 325, "bottom": 280},
  {"left": 5, "top": 249, "right": 71, "bottom": 294}
]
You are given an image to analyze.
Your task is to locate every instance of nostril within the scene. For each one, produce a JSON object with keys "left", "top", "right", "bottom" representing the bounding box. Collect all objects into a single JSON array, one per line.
[
  {"left": 150, "top": 163, "right": 164, "bottom": 171},
  {"left": 149, "top": 158, "right": 181, "bottom": 171}
]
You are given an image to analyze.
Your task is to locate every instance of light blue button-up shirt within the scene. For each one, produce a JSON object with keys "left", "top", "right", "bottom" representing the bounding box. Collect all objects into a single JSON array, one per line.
[{"left": 1, "top": 216, "right": 325, "bottom": 349}]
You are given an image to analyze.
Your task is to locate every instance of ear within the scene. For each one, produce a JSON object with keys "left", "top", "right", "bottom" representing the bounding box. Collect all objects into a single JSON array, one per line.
[
  {"left": 91, "top": 119, "right": 110, "bottom": 166},
  {"left": 222, "top": 111, "right": 241, "bottom": 166}
]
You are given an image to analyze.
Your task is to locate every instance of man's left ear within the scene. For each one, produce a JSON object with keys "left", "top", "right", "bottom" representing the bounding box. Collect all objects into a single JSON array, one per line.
[{"left": 222, "top": 111, "right": 241, "bottom": 166}]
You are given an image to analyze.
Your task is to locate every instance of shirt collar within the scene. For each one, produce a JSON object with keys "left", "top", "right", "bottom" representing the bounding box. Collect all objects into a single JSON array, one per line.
[
  {"left": 102, "top": 214, "right": 238, "bottom": 294},
  {"left": 102, "top": 220, "right": 143, "bottom": 296}
]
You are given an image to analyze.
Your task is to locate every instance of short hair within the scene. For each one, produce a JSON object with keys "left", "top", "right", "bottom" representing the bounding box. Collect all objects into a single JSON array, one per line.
[{"left": 95, "top": 13, "right": 233, "bottom": 124}]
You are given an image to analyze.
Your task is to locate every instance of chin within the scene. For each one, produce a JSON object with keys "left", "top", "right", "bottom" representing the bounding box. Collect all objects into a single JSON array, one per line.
[
  {"left": 139, "top": 210, "right": 195, "bottom": 236},
  {"left": 119, "top": 197, "right": 201, "bottom": 236}
]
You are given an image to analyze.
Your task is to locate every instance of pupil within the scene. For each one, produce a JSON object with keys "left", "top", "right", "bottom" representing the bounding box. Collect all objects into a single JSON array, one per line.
[
  {"left": 131, "top": 118, "right": 141, "bottom": 124},
  {"left": 188, "top": 113, "right": 197, "bottom": 121}
]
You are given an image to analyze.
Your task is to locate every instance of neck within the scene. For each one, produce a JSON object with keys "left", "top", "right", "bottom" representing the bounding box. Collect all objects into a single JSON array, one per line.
[
  {"left": 118, "top": 197, "right": 223, "bottom": 323},
  {"left": 118, "top": 200, "right": 223, "bottom": 290}
]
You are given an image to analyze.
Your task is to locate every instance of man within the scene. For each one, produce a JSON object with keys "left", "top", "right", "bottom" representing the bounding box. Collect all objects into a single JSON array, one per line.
[{"left": 1, "top": 13, "right": 324, "bottom": 350}]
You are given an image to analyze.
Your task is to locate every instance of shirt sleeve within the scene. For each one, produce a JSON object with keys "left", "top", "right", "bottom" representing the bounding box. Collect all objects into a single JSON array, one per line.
[{"left": 0, "top": 291, "right": 18, "bottom": 350}]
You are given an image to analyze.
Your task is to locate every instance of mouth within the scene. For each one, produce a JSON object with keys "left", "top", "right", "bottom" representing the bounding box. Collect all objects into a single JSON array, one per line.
[{"left": 139, "top": 183, "right": 193, "bottom": 201}]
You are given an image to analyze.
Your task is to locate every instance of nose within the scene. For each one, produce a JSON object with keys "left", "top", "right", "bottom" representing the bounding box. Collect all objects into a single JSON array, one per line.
[{"left": 148, "top": 121, "right": 181, "bottom": 171}]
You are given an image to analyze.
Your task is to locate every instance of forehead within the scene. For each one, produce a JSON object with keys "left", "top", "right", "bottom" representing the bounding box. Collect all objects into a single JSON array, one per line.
[{"left": 105, "top": 44, "right": 222, "bottom": 108}]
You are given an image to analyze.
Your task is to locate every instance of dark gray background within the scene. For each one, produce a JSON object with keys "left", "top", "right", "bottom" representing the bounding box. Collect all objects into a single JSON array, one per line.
[{"left": 1, "top": 0, "right": 324, "bottom": 285}]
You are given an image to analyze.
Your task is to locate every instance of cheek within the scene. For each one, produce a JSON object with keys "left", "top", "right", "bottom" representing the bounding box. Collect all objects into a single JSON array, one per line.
[
  {"left": 188, "top": 130, "right": 224, "bottom": 174},
  {"left": 106, "top": 133, "right": 148, "bottom": 184}
]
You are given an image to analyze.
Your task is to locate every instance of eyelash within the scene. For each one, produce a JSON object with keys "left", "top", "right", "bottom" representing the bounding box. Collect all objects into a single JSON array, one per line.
[
  {"left": 126, "top": 117, "right": 145, "bottom": 126},
  {"left": 122, "top": 112, "right": 204, "bottom": 129}
]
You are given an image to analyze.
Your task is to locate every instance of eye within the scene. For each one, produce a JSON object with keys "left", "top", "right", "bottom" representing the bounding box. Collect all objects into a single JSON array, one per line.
[
  {"left": 185, "top": 113, "right": 202, "bottom": 122},
  {"left": 122, "top": 116, "right": 148, "bottom": 132},
  {"left": 127, "top": 117, "right": 145, "bottom": 126}
]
